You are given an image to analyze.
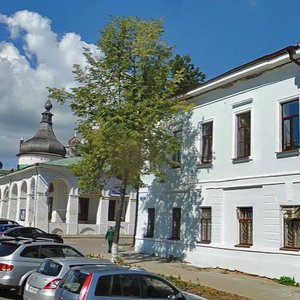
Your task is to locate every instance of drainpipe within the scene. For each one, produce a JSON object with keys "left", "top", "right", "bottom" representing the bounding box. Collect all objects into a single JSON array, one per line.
[
  {"left": 286, "top": 46, "right": 300, "bottom": 67},
  {"left": 33, "top": 164, "right": 39, "bottom": 227}
]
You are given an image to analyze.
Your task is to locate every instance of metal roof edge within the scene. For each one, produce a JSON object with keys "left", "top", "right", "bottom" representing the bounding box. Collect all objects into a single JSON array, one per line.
[{"left": 180, "top": 44, "right": 300, "bottom": 100}]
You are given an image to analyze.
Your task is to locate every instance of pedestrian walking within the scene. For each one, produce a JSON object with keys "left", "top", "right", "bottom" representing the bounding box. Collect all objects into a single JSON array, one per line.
[{"left": 105, "top": 226, "right": 115, "bottom": 253}]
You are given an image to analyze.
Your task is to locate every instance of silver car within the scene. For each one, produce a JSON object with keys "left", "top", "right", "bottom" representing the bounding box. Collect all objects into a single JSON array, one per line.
[
  {"left": 0, "top": 238, "right": 84, "bottom": 295},
  {"left": 23, "top": 257, "right": 114, "bottom": 300},
  {"left": 55, "top": 265, "right": 206, "bottom": 300}
]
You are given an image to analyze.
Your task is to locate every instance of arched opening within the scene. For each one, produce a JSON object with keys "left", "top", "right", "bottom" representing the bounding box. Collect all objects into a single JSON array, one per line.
[
  {"left": 9, "top": 183, "right": 18, "bottom": 220},
  {"left": 48, "top": 179, "right": 69, "bottom": 223},
  {"left": 1, "top": 187, "right": 9, "bottom": 218},
  {"left": 27, "top": 178, "right": 36, "bottom": 226},
  {"left": 19, "top": 181, "right": 28, "bottom": 222}
]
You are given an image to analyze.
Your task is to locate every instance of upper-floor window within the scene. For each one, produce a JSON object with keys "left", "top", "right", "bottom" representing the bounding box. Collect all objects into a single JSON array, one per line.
[
  {"left": 200, "top": 207, "right": 211, "bottom": 243},
  {"left": 236, "top": 111, "right": 251, "bottom": 158},
  {"left": 171, "top": 207, "right": 181, "bottom": 240},
  {"left": 201, "top": 122, "right": 213, "bottom": 163},
  {"left": 281, "top": 100, "right": 299, "bottom": 151},
  {"left": 172, "top": 130, "right": 182, "bottom": 167},
  {"left": 237, "top": 207, "right": 253, "bottom": 247},
  {"left": 282, "top": 206, "right": 300, "bottom": 250},
  {"left": 145, "top": 208, "right": 155, "bottom": 238}
]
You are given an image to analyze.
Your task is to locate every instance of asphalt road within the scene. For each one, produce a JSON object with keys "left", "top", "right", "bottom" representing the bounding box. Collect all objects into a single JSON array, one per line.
[{"left": 0, "top": 236, "right": 133, "bottom": 300}]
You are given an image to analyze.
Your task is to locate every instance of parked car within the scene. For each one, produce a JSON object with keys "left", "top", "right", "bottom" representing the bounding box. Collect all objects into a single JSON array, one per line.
[
  {"left": 23, "top": 257, "right": 114, "bottom": 300},
  {"left": 0, "top": 238, "right": 84, "bottom": 296},
  {"left": 55, "top": 265, "right": 206, "bottom": 300},
  {"left": 1, "top": 226, "right": 64, "bottom": 243},
  {"left": 0, "top": 224, "right": 23, "bottom": 233},
  {"left": 0, "top": 218, "right": 19, "bottom": 225}
]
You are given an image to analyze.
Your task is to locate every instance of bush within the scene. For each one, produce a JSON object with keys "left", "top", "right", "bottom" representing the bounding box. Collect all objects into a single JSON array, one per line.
[{"left": 277, "top": 276, "right": 298, "bottom": 286}]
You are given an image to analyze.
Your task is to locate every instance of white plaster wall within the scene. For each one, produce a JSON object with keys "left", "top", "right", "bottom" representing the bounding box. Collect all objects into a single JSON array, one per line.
[{"left": 137, "top": 62, "right": 300, "bottom": 281}]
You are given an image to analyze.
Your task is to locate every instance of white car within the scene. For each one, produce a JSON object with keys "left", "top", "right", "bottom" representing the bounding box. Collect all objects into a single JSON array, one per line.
[{"left": 23, "top": 257, "right": 114, "bottom": 300}]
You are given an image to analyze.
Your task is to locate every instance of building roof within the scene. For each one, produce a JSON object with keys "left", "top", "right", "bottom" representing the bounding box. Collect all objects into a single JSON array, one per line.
[
  {"left": 18, "top": 100, "right": 66, "bottom": 157},
  {"left": 41, "top": 156, "right": 82, "bottom": 167},
  {"left": 180, "top": 43, "right": 300, "bottom": 100}
]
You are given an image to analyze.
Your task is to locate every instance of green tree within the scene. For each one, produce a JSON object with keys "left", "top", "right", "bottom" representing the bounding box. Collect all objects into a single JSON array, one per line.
[
  {"left": 50, "top": 16, "right": 204, "bottom": 261},
  {"left": 170, "top": 54, "right": 206, "bottom": 95}
]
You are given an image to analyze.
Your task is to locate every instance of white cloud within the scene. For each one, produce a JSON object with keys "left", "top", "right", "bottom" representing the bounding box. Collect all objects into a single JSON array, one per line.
[{"left": 0, "top": 10, "right": 99, "bottom": 169}]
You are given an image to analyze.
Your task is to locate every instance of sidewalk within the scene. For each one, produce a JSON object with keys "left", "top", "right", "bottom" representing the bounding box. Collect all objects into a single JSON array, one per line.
[
  {"left": 65, "top": 237, "right": 300, "bottom": 300},
  {"left": 115, "top": 249, "right": 300, "bottom": 300}
]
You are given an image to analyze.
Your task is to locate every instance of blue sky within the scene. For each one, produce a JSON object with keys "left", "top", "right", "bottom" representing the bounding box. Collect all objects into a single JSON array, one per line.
[
  {"left": 1, "top": 0, "right": 300, "bottom": 168},
  {"left": 2, "top": 0, "right": 300, "bottom": 79}
]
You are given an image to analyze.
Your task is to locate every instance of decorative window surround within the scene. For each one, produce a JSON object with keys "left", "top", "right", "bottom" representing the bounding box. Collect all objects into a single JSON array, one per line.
[{"left": 232, "top": 98, "right": 253, "bottom": 109}]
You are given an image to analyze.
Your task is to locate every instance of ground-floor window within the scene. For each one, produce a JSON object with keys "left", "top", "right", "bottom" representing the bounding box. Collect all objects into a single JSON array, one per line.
[
  {"left": 145, "top": 208, "right": 155, "bottom": 238},
  {"left": 200, "top": 207, "right": 211, "bottom": 243},
  {"left": 282, "top": 206, "right": 300, "bottom": 250},
  {"left": 171, "top": 207, "right": 181, "bottom": 240},
  {"left": 237, "top": 207, "right": 252, "bottom": 246}
]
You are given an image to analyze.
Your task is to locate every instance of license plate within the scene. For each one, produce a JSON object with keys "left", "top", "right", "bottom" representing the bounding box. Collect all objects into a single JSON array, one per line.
[{"left": 28, "top": 285, "right": 39, "bottom": 294}]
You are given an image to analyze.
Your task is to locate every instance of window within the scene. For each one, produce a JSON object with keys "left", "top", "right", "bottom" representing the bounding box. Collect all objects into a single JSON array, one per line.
[
  {"left": 96, "top": 274, "right": 141, "bottom": 297},
  {"left": 172, "top": 130, "right": 182, "bottom": 167},
  {"left": 48, "top": 197, "right": 53, "bottom": 221},
  {"left": 20, "top": 246, "right": 40, "bottom": 258},
  {"left": 171, "top": 208, "right": 181, "bottom": 240},
  {"left": 237, "top": 207, "right": 253, "bottom": 246},
  {"left": 282, "top": 206, "right": 300, "bottom": 249},
  {"left": 142, "top": 275, "right": 177, "bottom": 298},
  {"left": 281, "top": 100, "right": 299, "bottom": 151},
  {"left": 146, "top": 208, "right": 155, "bottom": 238},
  {"left": 201, "top": 122, "right": 213, "bottom": 163},
  {"left": 236, "top": 111, "right": 251, "bottom": 158},
  {"left": 200, "top": 207, "right": 211, "bottom": 243},
  {"left": 78, "top": 198, "right": 89, "bottom": 222}
]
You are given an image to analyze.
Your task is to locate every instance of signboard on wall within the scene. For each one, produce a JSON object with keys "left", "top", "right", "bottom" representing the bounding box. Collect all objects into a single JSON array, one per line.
[{"left": 19, "top": 209, "right": 26, "bottom": 221}]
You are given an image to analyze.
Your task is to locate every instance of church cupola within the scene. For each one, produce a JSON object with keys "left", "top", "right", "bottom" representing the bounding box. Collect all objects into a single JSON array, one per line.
[{"left": 17, "top": 100, "right": 66, "bottom": 166}]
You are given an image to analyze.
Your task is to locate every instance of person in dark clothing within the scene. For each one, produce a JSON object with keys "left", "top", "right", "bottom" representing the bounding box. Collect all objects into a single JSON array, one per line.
[{"left": 105, "top": 226, "right": 115, "bottom": 253}]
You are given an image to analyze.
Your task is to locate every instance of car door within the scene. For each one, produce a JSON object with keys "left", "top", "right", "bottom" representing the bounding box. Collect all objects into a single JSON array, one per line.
[{"left": 12, "top": 245, "right": 43, "bottom": 285}]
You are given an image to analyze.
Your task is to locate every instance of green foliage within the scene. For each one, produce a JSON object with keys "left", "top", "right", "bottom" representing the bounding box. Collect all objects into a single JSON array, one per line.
[
  {"left": 277, "top": 276, "right": 298, "bottom": 286},
  {"left": 49, "top": 16, "right": 204, "bottom": 247},
  {"left": 169, "top": 54, "right": 205, "bottom": 95}
]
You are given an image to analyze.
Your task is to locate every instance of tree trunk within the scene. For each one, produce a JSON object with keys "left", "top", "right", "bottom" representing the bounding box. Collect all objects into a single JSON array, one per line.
[
  {"left": 111, "top": 176, "right": 128, "bottom": 262},
  {"left": 132, "top": 185, "right": 139, "bottom": 248}
]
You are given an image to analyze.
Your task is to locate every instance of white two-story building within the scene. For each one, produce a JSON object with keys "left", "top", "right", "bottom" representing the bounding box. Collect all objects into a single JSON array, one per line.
[{"left": 136, "top": 44, "right": 300, "bottom": 281}]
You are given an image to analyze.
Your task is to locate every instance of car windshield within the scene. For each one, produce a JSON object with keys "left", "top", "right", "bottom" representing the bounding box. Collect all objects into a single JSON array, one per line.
[{"left": 38, "top": 259, "right": 62, "bottom": 276}]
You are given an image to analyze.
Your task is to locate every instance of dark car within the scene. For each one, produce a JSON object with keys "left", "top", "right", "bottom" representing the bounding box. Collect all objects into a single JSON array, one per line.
[
  {"left": 0, "top": 218, "right": 19, "bottom": 225},
  {"left": 1, "top": 227, "right": 64, "bottom": 243},
  {"left": 0, "top": 224, "right": 23, "bottom": 233}
]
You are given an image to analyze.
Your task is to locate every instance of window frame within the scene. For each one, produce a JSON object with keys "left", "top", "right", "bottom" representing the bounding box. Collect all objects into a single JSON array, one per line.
[
  {"left": 236, "top": 207, "right": 253, "bottom": 247},
  {"left": 200, "top": 207, "right": 211, "bottom": 243},
  {"left": 281, "top": 206, "right": 300, "bottom": 251},
  {"left": 200, "top": 121, "right": 213, "bottom": 164},
  {"left": 171, "top": 207, "right": 181, "bottom": 240},
  {"left": 145, "top": 208, "right": 155, "bottom": 238},
  {"left": 281, "top": 99, "right": 300, "bottom": 152},
  {"left": 172, "top": 130, "right": 183, "bottom": 168},
  {"left": 235, "top": 111, "right": 251, "bottom": 159}
]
